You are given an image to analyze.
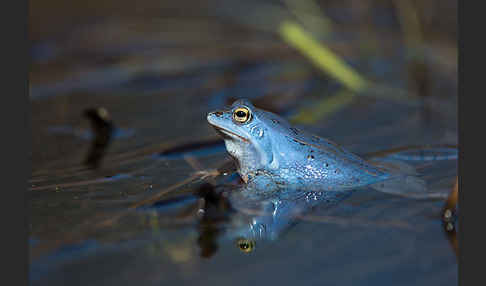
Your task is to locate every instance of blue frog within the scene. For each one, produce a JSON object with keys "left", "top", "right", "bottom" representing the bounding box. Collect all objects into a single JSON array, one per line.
[{"left": 207, "top": 99, "right": 426, "bottom": 197}]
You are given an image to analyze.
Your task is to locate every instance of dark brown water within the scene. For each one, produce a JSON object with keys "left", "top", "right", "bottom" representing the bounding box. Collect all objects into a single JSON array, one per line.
[{"left": 30, "top": 1, "right": 458, "bottom": 285}]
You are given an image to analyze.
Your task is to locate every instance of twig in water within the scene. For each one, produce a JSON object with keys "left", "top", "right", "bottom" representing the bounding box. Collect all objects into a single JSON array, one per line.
[
  {"left": 83, "top": 107, "right": 114, "bottom": 169},
  {"left": 442, "top": 177, "right": 458, "bottom": 258}
]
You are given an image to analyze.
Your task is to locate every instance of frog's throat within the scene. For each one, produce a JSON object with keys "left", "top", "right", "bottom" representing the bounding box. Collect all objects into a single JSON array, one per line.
[
  {"left": 211, "top": 125, "right": 275, "bottom": 172},
  {"left": 211, "top": 126, "right": 249, "bottom": 143}
]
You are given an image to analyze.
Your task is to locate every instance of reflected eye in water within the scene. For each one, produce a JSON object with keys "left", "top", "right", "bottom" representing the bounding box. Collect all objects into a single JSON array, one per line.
[
  {"left": 233, "top": 107, "right": 251, "bottom": 123},
  {"left": 235, "top": 237, "right": 255, "bottom": 253}
]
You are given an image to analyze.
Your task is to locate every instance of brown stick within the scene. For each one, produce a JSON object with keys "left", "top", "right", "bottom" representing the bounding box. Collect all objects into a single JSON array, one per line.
[{"left": 442, "top": 177, "right": 458, "bottom": 221}]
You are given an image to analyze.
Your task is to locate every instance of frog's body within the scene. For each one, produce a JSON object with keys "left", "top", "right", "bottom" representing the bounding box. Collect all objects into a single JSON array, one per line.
[{"left": 207, "top": 99, "right": 395, "bottom": 193}]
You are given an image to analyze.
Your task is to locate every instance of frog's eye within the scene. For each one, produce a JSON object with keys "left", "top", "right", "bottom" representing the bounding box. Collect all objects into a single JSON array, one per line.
[
  {"left": 232, "top": 107, "right": 251, "bottom": 123},
  {"left": 235, "top": 237, "right": 255, "bottom": 253}
]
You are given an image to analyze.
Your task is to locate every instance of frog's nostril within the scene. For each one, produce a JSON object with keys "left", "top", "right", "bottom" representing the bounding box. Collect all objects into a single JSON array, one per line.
[{"left": 207, "top": 111, "right": 221, "bottom": 121}]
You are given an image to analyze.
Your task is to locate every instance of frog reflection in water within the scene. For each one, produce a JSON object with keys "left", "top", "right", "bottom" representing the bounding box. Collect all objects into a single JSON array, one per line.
[
  {"left": 204, "top": 99, "right": 435, "bottom": 254},
  {"left": 226, "top": 187, "right": 352, "bottom": 254},
  {"left": 196, "top": 182, "right": 352, "bottom": 255}
]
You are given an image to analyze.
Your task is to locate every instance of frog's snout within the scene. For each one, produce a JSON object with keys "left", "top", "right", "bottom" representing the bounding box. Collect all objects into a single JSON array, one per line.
[
  {"left": 207, "top": 111, "right": 224, "bottom": 122},
  {"left": 210, "top": 111, "right": 223, "bottom": 117}
]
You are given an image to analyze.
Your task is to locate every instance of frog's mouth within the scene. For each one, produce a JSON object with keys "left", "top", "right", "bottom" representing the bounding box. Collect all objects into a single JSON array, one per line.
[{"left": 211, "top": 125, "right": 249, "bottom": 143}]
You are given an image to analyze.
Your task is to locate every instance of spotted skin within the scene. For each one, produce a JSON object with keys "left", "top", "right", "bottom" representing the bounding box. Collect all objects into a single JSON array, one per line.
[{"left": 207, "top": 99, "right": 393, "bottom": 193}]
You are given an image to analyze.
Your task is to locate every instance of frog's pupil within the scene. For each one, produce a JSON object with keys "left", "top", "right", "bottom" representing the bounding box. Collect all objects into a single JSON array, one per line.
[{"left": 236, "top": 110, "right": 246, "bottom": 118}]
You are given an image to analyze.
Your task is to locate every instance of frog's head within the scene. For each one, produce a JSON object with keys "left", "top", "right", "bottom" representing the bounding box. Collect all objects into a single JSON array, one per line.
[{"left": 207, "top": 99, "right": 275, "bottom": 179}]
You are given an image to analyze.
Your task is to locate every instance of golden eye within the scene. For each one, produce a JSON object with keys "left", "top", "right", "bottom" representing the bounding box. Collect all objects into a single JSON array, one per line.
[
  {"left": 233, "top": 107, "right": 251, "bottom": 123},
  {"left": 236, "top": 238, "right": 255, "bottom": 253}
]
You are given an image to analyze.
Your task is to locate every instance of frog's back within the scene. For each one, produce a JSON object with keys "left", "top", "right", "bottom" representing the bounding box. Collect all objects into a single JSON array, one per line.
[
  {"left": 273, "top": 124, "right": 391, "bottom": 191},
  {"left": 242, "top": 102, "right": 391, "bottom": 191}
]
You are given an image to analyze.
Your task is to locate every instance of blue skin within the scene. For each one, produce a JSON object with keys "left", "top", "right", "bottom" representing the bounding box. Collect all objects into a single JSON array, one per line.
[{"left": 207, "top": 99, "right": 394, "bottom": 195}]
